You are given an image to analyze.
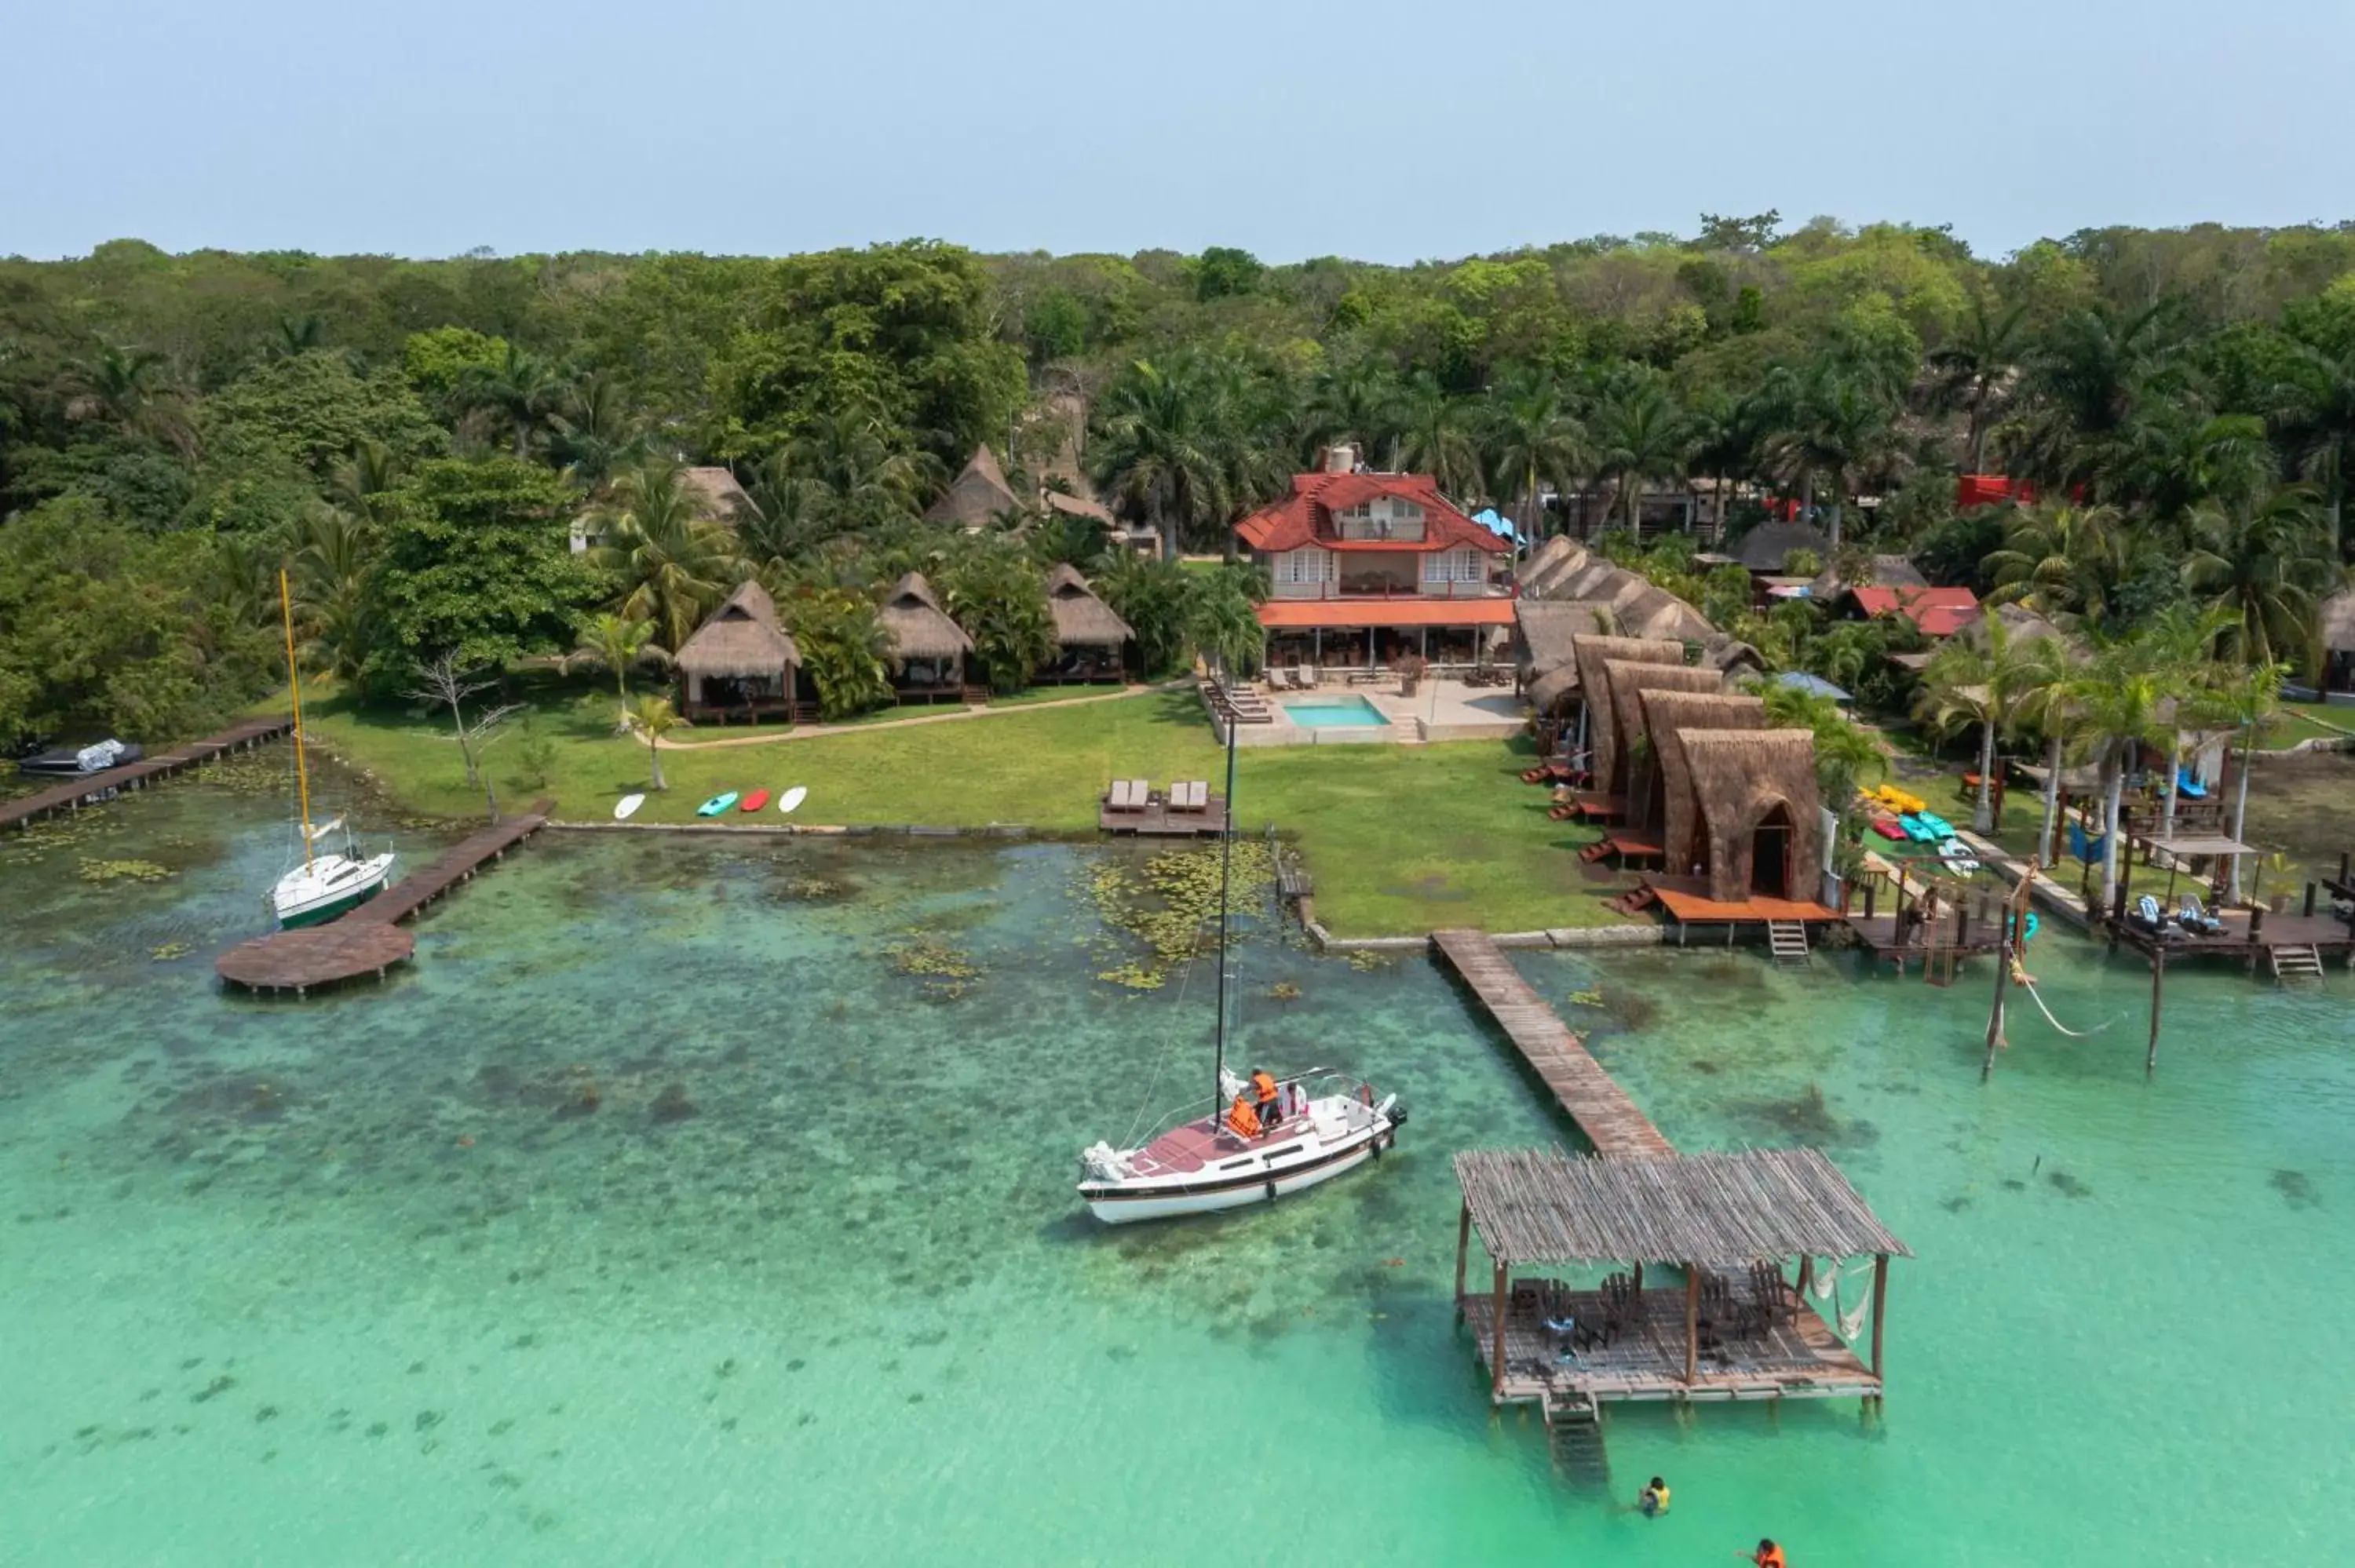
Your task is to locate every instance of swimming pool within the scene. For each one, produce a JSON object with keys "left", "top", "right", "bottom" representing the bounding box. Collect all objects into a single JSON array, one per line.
[{"left": 1283, "top": 695, "right": 1390, "bottom": 727}]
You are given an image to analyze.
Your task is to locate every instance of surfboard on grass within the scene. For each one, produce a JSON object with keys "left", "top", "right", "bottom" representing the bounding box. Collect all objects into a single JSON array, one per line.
[
  {"left": 740, "top": 789, "right": 771, "bottom": 812},
  {"left": 614, "top": 793, "right": 645, "bottom": 821},
  {"left": 696, "top": 791, "right": 739, "bottom": 817},
  {"left": 779, "top": 786, "right": 807, "bottom": 815}
]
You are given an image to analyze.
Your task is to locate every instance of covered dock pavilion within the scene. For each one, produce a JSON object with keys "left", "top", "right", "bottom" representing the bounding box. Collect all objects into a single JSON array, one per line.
[{"left": 1455, "top": 1148, "right": 1908, "bottom": 1408}]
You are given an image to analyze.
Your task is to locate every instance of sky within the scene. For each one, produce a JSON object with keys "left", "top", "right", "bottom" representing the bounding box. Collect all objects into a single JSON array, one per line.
[{"left": 6, "top": 0, "right": 2352, "bottom": 265}]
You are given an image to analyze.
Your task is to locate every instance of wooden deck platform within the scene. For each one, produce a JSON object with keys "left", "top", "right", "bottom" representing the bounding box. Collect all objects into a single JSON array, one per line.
[
  {"left": 1571, "top": 791, "right": 1627, "bottom": 822},
  {"left": 1641, "top": 875, "right": 1838, "bottom": 925},
  {"left": 1431, "top": 929, "right": 1673, "bottom": 1158},
  {"left": 1462, "top": 1280, "right": 1880, "bottom": 1406},
  {"left": 1843, "top": 912, "right": 2004, "bottom": 969},
  {"left": 2108, "top": 909, "right": 2353, "bottom": 966},
  {"left": 2, "top": 717, "right": 290, "bottom": 830},
  {"left": 215, "top": 800, "right": 553, "bottom": 995},
  {"left": 1098, "top": 795, "right": 1229, "bottom": 837}
]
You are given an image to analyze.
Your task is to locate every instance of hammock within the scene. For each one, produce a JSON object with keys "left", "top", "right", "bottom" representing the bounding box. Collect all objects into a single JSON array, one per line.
[{"left": 2067, "top": 821, "right": 2106, "bottom": 864}]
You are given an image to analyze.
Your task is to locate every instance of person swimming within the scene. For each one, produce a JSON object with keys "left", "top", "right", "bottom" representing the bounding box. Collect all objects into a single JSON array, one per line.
[
  {"left": 1638, "top": 1477, "right": 1670, "bottom": 1517},
  {"left": 1745, "top": 1539, "right": 1785, "bottom": 1566}
]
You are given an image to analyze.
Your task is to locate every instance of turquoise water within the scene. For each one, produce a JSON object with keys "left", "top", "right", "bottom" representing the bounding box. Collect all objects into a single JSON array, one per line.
[
  {"left": 5, "top": 784, "right": 2353, "bottom": 1565},
  {"left": 1283, "top": 696, "right": 1389, "bottom": 728}
]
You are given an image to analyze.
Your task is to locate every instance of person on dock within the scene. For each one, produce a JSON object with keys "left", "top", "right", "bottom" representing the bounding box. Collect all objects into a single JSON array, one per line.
[
  {"left": 1745, "top": 1539, "right": 1785, "bottom": 1566},
  {"left": 1638, "top": 1477, "right": 1670, "bottom": 1518},
  {"left": 1250, "top": 1068, "right": 1282, "bottom": 1130},
  {"left": 1225, "top": 1095, "right": 1261, "bottom": 1140}
]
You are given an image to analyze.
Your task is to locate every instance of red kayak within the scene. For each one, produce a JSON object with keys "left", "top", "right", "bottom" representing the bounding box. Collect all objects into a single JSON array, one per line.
[{"left": 740, "top": 789, "right": 771, "bottom": 812}]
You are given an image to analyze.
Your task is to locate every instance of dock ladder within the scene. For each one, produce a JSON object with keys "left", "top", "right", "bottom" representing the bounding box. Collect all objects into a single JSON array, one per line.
[
  {"left": 1540, "top": 1389, "right": 1611, "bottom": 1489},
  {"left": 1766, "top": 921, "right": 1811, "bottom": 964},
  {"left": 2269, "top": 943, "right": 2325, "bottom": 983}
]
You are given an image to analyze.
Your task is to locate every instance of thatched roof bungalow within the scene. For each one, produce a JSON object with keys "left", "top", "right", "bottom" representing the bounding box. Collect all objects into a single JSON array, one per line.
[
  {"left": 674, "top": 581, "right": 801, "bottom": 721},
  {"left": 1513, "top": 600, "right": 1620, "bottom": 712},
  {"left": 1667, "top": 728, "right": 1824, "bottom": 903},
  {"left": 1042, "top": 564, "right": 1133, "bottom": 680},
  {"left": 1732, "top": 520, "right": 1833, "bottom": 574},
  {"left": 1572, "top": 636, "right": 1688, "bottom": 793},
  {"left": 924, "top": 446, "right": 1022, "bottom": 531},
  {"left": 1641, "top": 691, "right": 1768, "bottom": 871},
  {"left": 1601, "top": 660, "right": 1725, "bottom": 812},
  {"left": 880, "top": 572, "right": 974, "bottom": 696},
  {"left": 681, "top": 465, "right": 759, "bottom": 523}
]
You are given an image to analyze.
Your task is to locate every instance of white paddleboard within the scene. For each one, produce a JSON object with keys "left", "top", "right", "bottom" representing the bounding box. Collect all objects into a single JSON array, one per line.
[
  {"left": 778, "top": 786, "right": 807, "bottom": 815},
  {"left": 614, "top": 793, "right": 645, "bottom": 821}
]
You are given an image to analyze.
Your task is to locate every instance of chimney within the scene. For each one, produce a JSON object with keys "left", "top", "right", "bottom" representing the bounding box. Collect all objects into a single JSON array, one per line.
[{"left": 1322, "top": 443, "right": 1356, "bottom": 475}]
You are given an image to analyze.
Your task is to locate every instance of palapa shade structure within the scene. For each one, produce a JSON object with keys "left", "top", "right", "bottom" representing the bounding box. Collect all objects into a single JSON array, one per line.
[
  {"left": 1455, "top": 1147, "right": 1908, "bottom": 1267},
  {"left": 1674, "top": 729, "right": 1824, "bottom": 903},
  {"left": 880, "top": 571, "right": 973, "bottom": 691},
  {"left": 1045, "top": 563, "right": 1132, "bottom": 649},
  {"left": 1513, "top": 600, "right": 1620, "bottom": 713},
  {"left": 1601, "top": 659, "right": 1723, "bottom": 808},
  {"left": 679, "top": 465, "right": 759, "bottom": 523},
  {"left": 924, "top": 445, "right": 1022, "bottom": 530},
  {"left": 1574, "top": 636, "right": 1689, "bottom": 797},
  {"left": 674, "top": 580, "right": 800, "bottom": 718},
  {"left": 1643, "top": 691, "right": 1767, "bottom": 870}
]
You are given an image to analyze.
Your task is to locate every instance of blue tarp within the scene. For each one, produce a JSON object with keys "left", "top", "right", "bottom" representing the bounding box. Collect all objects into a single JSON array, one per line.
[
  {"left": 1471, "top": 508, "right": 1524, "bottom": 543},
  {"left": 1773, "top": 670, "right": 1851, "bottom": 702}
]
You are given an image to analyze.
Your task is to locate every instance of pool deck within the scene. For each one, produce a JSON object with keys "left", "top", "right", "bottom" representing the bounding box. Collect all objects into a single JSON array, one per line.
[{"left": 1236, "top": 677, "right": 1526, "bottom": 746}]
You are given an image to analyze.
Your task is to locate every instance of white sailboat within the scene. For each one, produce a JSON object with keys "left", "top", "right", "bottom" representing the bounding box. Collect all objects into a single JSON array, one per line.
[
  {"left": 268, "top": 570, "right": 396, "bottom": 929},
  {"left": 1077, "top": 713, "right": 1404, "bottom": 1223}
]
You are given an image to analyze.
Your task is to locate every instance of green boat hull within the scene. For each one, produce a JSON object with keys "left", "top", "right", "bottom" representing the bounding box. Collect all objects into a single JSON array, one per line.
[{"left": 276, "top": 879, "right": 383, "bottom": 929}]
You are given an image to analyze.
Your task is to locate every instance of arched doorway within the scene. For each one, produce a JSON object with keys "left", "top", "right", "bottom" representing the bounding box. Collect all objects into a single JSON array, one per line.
[{"left": 1751, "top": 801, "right": 1794, "bottom": 899}]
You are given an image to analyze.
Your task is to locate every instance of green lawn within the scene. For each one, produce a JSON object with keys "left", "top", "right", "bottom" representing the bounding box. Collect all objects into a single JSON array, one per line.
[
  {"left": 290, "top": 675, "right": 1629, "bottom": 936},
  {"left": 2266, "top": 703, "right": 2353, "bottom": 749}
]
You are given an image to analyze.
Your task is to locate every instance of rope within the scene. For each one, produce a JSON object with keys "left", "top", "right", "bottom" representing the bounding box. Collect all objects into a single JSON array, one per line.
[
  {"left": 1117, "top": 942, "right": 1206, "bottom": 1149},
  {"left": 2020, "top": 976, "right": 2119, "bottom": 1039}
]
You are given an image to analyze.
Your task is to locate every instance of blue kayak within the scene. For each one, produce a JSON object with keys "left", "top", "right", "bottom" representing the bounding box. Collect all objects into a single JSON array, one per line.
[
  {"left": 1898, "top": 814, "right": 1937, "bottom": 842},
  {"left": 696, "top": 791, "right": 739, "bottom": 817},
  {"left": 1915, "top": 812, "right": 1956, "bottom": 840}
]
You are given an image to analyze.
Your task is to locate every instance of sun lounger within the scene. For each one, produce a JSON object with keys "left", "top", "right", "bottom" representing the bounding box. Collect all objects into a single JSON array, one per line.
[
  {"left": 2176, "top": 895, "right": 2225, "bottom": 935},
  {"left": 1106, "top": 779, "right": 1136, "bottom": 811},
  {"left": 2134, "top": 894, "right": 2168, "bottom": 932}
]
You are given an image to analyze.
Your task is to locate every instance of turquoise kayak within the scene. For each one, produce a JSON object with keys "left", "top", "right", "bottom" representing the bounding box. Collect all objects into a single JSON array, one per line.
[{"left": 696, "top": 791, "right": 739, "bottom": 817}]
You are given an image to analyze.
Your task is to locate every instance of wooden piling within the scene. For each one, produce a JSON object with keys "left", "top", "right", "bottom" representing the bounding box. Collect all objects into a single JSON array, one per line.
[
  {"left": 1454, "top": 1200, "right": 1472, "bottom": 1318},
  {"left": 1489, "top": 1261, "right": 1510, "bottom": 1400},
  {"left": 2145, "top": 950, "right": 2165, "bottom": 1075},
  {"left": 1682, "top": 1267, "right": 1700, "bottom": 1386},
  {"left": 1870, "top": 1253, "right": 1889, "bottom": 1381}
]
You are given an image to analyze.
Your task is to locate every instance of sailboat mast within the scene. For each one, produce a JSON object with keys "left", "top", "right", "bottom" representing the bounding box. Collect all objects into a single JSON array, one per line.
[
  {"left": 279, "top": 568, "right": 315, "bottom": 871},
  {"left": 1213, "top": 712, "right": 1237, "bottom": 1113}
]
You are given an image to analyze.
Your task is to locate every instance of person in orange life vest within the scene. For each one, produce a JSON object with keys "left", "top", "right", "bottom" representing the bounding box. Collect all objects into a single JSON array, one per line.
[
  {"left": 1250, "top": 1068, "right": 1281, "bottom": 1130},
  {"left": 1226, "top": 1096, "right": 1261, "bottom": 1140},
  {"left": 1746, "top": 1540, "right": 1785, "bottom": 1567}
]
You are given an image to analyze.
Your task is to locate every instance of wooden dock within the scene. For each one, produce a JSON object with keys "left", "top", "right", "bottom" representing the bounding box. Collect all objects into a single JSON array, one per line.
[
  {"left": 2, "top": 717, "right": 291, "bottom": 830},
  {"left": 215, "top": 799, "right": 554, "bottom": 995},
  {"left": 1098, "top": 793, "right": 1229, "bottom": 837},
  {"left": 1430, "top": 928, "right": 1673, "bottom": 1158}
]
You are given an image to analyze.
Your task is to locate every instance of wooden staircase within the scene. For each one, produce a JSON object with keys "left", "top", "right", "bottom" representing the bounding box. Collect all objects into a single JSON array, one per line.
[
  {"left": 1541, "top": 1390, "right": 1611, "bottom": 1490},
  {"left": 2269, "top": 943, "right": 2326, "bottom": 983},
  {"left": 1767, "top": 920, "right": 1811, "bottom": 964}
]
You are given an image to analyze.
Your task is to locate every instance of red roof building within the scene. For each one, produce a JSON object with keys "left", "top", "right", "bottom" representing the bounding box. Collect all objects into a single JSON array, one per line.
[
  {"left": 1841, "top": 585, "right": 1981, "bottom": 640},
  {"left": 1236, "top": 460, "right": 1515, "bottom": 675}
]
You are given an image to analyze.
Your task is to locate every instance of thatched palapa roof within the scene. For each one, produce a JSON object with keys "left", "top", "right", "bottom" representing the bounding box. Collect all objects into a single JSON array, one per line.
[
  {"left": 1046, "top": 563, "right": 1133, "bottom": 647},
  {"left": 680, "top": 465, "right": 760, "bottom": 523},
  {"left": 880, "top": 572, "right": 974, "bottom": 662},
  {"left": 1670, "top": 729, "right": 1824, "bottom": 904},
  {"left": 2320, "top": 588, "right": 2355, "bottom": 654},
  {"left": 1574, "top": 636, "right": 1688, "bottom": 792},
  {"left": 675, "top": 580, "right": 799, "bottom": 677},
  {"left": 1455, "top": 1147, "right": 1909, "bottom": 1267},
  {"left": 1042, "top": 489, "right": 1115, "bottom": 525},
  {"left": 1515, "top": 600, "right": 1622, "bottom": 710},
  {"left": 1643, "top": 691, "right": 1768, "bottom": 869},
  {"left": 1808, "top": 553, "right": 1926, "bottom": 598},
  {"left": 1732, "top": 520, "right": 1833, "bottom": 573},
  {"left": 924, "top": 445, "right": 1022, "bottom": 529},
  {"left": 1602, "top": 660, "right": 1725, "bottom": 812}
]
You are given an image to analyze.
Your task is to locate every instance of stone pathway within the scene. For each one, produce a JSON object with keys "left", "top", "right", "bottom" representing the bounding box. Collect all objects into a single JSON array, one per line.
[{"left": 655, "top": 682, "right": 1175, "bottom": 750}]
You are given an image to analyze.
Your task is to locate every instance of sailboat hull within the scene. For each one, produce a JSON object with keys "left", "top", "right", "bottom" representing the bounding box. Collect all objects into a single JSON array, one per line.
[
  {"left": 1078, "top": 1097, "right": 1402, "bottom": 1224},
  {"left": 272, "top": 854, "right": 396, "bottom": 928}
]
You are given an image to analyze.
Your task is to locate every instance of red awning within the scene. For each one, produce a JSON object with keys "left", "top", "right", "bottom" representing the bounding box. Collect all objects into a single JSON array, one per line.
[{"left": 1257, "top": 599, "right": 1519, "bottom": 629}]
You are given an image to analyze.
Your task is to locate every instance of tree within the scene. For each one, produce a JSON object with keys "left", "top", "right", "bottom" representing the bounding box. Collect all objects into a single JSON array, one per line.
[
  {"left": 785, "top": 589, "right": 894, "bottom": 720},
  {"left": 365, "top": 457, "right": 597, "bottom": 688},
  {"left": 938, "top": 547, "right": 1056, "bottom": 691},
  {"left": 1982, "top": 501, "right": 2130, "bottom": 625},
  {"left": 1181, "top": 562, "right": 1269, "bottom": 678},
  {"left": 626, "top": 692, "right": 685, "bottom": 790},
  {"left": 1762, "top": 363, "right": 1901, "bottom": 549},
  {"left": 455, "top": 342, "right": 570, "bottom": 459},
  {"left": 548, "top": 372, "right": 647, "bottom": 490},
  {"left": 2180, "top": 484, "right": 2338, "bottom": 672},
  {"left": 2270, "top": 339, "right": 2355, "bottom": 543},
  {"left": 1928, "top": 294, "right": 2028, "bottom": 472},
  {"left": 1091, "top": 357, "right": 1236, "bottom": 560},
  {"left": 1481, "top": 370, "right": 1587, "bottom": 543},
  {"left": 1587, "top": 373, "right": 1692, "bottom": 529},
  {"left": 2004, "top": 631, "right": 2087, "bottom": 866},
  {"left": 1089, "top": 551, "right": 1192, "bottom": 675},
  {"left": 290, "top": 505, "right": 381, "bottom": 684},
  {"left": 1915, "top": 607, "right": 2033, "bottom": 833},
  {"left": 1389, "top": 374, "right": 1481, "bottom": 497},
  {"left": 586, "top": 462, "right": 747, "bottom": 652},
  {"left": 60, "top": 342, "right": 197, "bottom": 458},
  {"left": 2069, "top": 632, "right": 2193, "bottom": 913},
  {"left": 407, "top": 651, "right": 524, "bottom": 818},
  {"left": 567, "top": 611, "right": 668, "bottom": 727},
  {"left": 2190, "top": 658, "right": 2287, "bottom": 900}
]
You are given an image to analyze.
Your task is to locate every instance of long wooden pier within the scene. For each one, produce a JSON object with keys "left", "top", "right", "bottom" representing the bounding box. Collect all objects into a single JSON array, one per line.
[
  {"left": 215, "top": 799, "right": 554, "bottom": 995},
  {"left": 1430, "top": 928, "right": 1674, "bottom": 1158},
  {"left": 2, "top": 717, "right": 291, "bottom": 830}
]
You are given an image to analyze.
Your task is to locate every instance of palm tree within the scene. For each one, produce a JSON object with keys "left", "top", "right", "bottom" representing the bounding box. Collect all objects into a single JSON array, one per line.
[
  {"left": 2191, "top": 658, "right": 2287, "bottom": 900},
  {"left": 787, "top": 399, "right": 939, "bottom": 524},
  {"left": 1929, "top": 294, "right": 2029, "bottom": 473},
  {"left": 456, "top": 344, "right": 569, "bottom": 459},
  {"left": 1390, "top": 374, "right": 1481, "bottom": 497},
  {"left": 2180, "top": 484, "right": 2339, "bottom": 671},
  {"left": 1481, "top": 370, "right": 1588, "bottom": 544},
  {"left": 2271, "top": 339, "right": 2355, "bottom": 545},
  {"left": 62, "top": 341, "right": 196, "bottom": 457},
  {"left": 549, "top": 373, "right": 647, "bottom": 490},
  {"left": 567, "top": 612, "right": 669, "bottom": 725},
  {"left": 586, "top": 464, "right": 748, "bottom": 652},
  {"left": 1588, "top": 374, "right": 1692, "bottom": 531},
  {"left": 1916, "top": 608, "right": 2034, "bottom": 833},
  {"left": 1982, "top": 501, "right": 2130, "bottom": 625},
  {"left": 2014, "top": 301, "right": 2182, "bottom": 493},
  {"left": 2005, "top": 632, "right": 2086, "bottom": 866},
  {"left": 290, "top": 507, "right": 379, "bottom": 684},
  {"left": 1090, "top": 358, "right": 1234, "bottom": 560},
  {"left": 783, "top": 588, "right": 895, "bottom": 720},
  {"left": 1762, "top": 363, "right": 1900, "bottom": 549},
  {"left": 329, "top": 439, "right": 407, "bottom": 530},
  {"left": 1182, "top": 562, "right": 1269, "bottom": 679},
  {"left": 626, "top": 694, "right": 684, "bottom": 790},
  {"left": 1302, "top": 359, "right": 1400, "bottom": 465},
  {"left": 2070, "top": 633, "right": 2194, "bottom": 913}
]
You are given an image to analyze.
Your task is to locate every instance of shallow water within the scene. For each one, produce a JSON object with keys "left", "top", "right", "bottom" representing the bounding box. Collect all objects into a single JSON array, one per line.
[{"left": 4, "top": 784, "right": 2352, "bottom": 1565}]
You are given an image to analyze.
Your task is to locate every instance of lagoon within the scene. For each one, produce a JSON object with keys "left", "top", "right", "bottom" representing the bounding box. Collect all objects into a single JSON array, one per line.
[{"left": 3, "top": 782, "right": 2352, "bottom": 1565}]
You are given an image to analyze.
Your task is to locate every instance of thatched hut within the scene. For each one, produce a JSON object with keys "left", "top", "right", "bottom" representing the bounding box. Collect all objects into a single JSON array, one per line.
[
  {"left": 1042, "top": 563, "right": 1133, "bottom": 681},
  {"left": 1573, "top": 636, "right": 1688, "bottom": 794},
  {"left": 1732, "top": 520, "right": 1832, "bottom": 574},
  {"left": 1642, "top": 691, "right": 1768, "bottom": 870},
  {"left": 1808, "top": 553, "right": 1926, "bottom": 599},
  {"left": 1670, "top": 729, "right": 1824, "bottom": 903},
  {"left": 925, "top": 446, "right": 1022, "bottom": 531},
  {"left": 680, "top": 465, "right": 760, "bottom": 523},
  {"left": 1601, "top": 660, "right": 1725, "bottom": 809},
  {"left": 880, "top": 572, "right": 974, "bottom": 698},
  {"left": 674, "top": 580, "right": 801, "bottom": 722},
  {"left": 1513, "top": 600, "right": 1620, "bottom": 713}
]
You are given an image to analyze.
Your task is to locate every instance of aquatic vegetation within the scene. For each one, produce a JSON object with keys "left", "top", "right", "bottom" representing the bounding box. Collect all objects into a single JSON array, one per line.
[
  {"left": 887, "top": 931, "right": 983, "bottom": 1000},
  {"left": 1567, "top": 987, "right": 1605, "bottom": 1007},
  {"left": 148, "top": 942, "right": 192, "bottom": 961},
  {"left": 1267, "top": 981, "right": 1302, "bottom": 1002},
  {"left": 78, "top": 858, "right": 174, "bottom": 884},
  {"left": 1079, "top": 841, "right": 1274, "bottom": 989},
  {"left": 1345, "top": 950, "right": 1393, "bottom": 972}
]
